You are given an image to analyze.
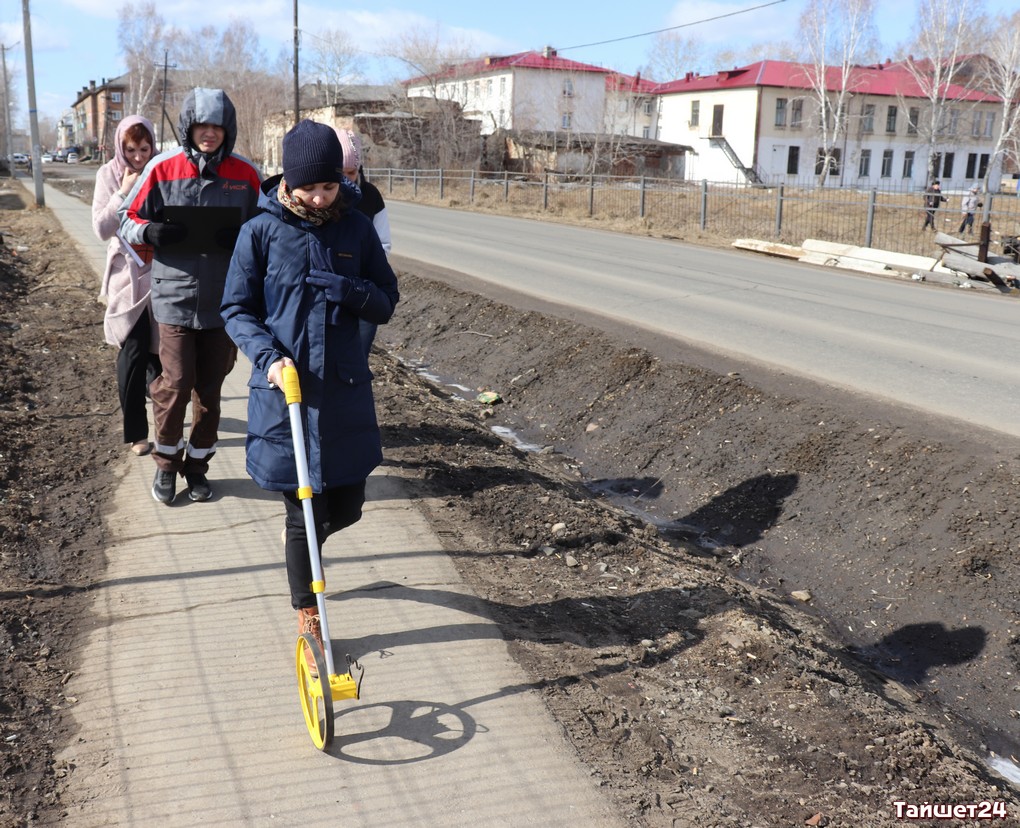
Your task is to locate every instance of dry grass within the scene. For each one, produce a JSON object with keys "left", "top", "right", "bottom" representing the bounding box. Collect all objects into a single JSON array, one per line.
[{"left": 375, "top": 172, "right": 1020, "bottom": 258}]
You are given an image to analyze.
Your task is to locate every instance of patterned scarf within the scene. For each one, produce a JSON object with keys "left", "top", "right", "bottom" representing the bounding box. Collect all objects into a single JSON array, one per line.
[{"left": 278, "top": 178, "right": 341, "bottom": 226}]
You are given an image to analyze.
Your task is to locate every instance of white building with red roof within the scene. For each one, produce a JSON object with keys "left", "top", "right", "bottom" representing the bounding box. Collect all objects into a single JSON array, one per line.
[
  {"left": 655, "top": 59, "right": 1004, "bottom": 190},
  {"left": 604, "top": 71, "right": 661, "bottom": 139},
  {"left": 405, "top": 47, "right": 628, "bottom": 137}
]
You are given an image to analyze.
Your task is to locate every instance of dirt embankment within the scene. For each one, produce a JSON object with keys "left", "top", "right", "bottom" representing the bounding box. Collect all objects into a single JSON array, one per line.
[{"left": 377, "top": 266, "right": 1020, "bottom": 816}]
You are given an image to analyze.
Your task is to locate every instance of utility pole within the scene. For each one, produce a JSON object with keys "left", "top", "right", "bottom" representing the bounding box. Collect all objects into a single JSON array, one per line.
[
  {"left": 293, "top": 0, "right": 300, "bottom": 126},
  {"left": 0, "top": 42, "right": 17, "bottom": 179},
  {"left": 21, "top": 0, "right": 43, "bottom": 206},
  {"left": 155, "top": 50, "right": 177, "bottom": 149}
]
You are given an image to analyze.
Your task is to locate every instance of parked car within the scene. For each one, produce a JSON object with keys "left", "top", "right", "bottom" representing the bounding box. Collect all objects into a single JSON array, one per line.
[
  {"left": 12, "top": 153, "right": 28, "bottom": 165},
  {"left": 65, "top": 152, "right": 79, "bottom": 164},
  {"left": 40, "top": 153, "right": 53, "bottom": 163}
]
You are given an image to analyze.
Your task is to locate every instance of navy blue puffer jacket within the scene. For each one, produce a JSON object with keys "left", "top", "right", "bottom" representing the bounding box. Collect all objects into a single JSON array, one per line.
[{"left": 221, "top": 175, "right": 399, "bottom": 491}]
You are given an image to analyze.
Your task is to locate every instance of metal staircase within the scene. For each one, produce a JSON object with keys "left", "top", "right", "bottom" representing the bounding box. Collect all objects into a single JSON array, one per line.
[{"left": 709, "top": 134, "right": 764, "bottom": 185}]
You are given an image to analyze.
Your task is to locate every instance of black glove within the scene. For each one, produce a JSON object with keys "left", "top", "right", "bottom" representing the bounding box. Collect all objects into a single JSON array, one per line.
[
  {"left": 143, "top": 222, "right": 188, "bottom": 247},
  {"left": 214, "top": 226, "right": 241, "bottom": 251}
]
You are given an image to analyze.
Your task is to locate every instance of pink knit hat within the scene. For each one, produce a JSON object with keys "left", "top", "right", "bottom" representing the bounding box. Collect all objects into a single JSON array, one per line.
[{"left": 336, "top": 129, "right": 362, "bottom": 171}]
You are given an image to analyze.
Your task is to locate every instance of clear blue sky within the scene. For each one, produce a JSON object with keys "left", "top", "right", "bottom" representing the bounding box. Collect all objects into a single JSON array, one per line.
[{"left": 0, "top": 0, "right": 1014, "bottom": 129}]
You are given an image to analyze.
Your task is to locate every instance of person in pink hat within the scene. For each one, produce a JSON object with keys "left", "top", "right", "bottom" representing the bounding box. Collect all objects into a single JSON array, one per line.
[{"left": 336, "top": 128, "right": 391, "bottom": 356}]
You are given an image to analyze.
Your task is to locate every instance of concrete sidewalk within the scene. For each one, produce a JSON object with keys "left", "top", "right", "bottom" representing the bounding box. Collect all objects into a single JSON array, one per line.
[{"left": 41, "top": 181, "right": 620, "bottom": 826}]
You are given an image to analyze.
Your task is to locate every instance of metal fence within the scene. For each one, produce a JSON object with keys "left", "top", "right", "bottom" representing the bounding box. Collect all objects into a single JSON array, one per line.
[{"left": 366, "top": 168, "right": 1020, "bottom": 259}]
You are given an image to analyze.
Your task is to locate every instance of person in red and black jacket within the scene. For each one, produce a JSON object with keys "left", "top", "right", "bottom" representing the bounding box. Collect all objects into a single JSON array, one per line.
[{"left": 119, "top": 87, "right": 261, "bottom": 506}]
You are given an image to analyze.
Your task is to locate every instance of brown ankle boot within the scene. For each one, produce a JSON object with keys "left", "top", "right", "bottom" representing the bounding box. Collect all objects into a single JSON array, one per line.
[{"left": 297, "top": 607, "right": 323, "bottom": 676}]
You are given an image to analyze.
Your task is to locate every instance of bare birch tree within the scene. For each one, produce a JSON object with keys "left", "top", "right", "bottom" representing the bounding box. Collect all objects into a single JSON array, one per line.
[
  {"left": 117, "top": 2, "right": 179, "bottom": 123},
  {"left": 797, "top": 0, "right": 878, "bottom": 184},
  {"left": 714, "top": 40, "right": 799, "bottom": 68},
  {"left": 380, "top": 23, "right": 478, "bottom": 167},
  {"left": 381, "top": 23, "right": 473, "bottom": 97},
  {"left": 903, "top": 0, "right": 985, "bottom": 182},
  {"left": 976, "top": 11, "right": 1020, "bottom": 195},
  {"left": 645, "top": 32, "right": 703, "bottom": 83},
  {"left": 305, "top": 28, "right": 365, "bottom": 105}
]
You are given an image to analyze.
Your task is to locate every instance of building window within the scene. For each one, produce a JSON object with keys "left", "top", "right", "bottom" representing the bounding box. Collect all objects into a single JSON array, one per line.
[
  {"left": 885, "top": 105, "right": 897, "bottom": 133},
  {"left": 500, "top": 77, "right": 506, "bottom": 96},
  {"left": 561, "top": 112, "right": 572, "bottom": 129},
  {"left": 859, "top": 149, "right": 871, "bottom": 177},
  {"left": 966, "top": 153, "right": 977, "bottom": 178},
  {"left": 881, "top": 149, "right": 893, "bottom": 177},
  {"left": 690, "top": 100, "right": 700, "bottom": 127},
  {"left": 462, "top": 82, "right": 468, "bottom": 99},
  {"left": 787, "top": 145, "right": 800, "bottom": 175},
  {"left": 814, "top": 147, "right": 841, "bottom": 175},
  {"left": 978, "top": 153, "right": 989, "bottom": 177},
  {"left": 907, "top": 107, "right": 919, "bottom": 135},
  {"left": 984, "top": 112, "right": 995, "bottom": 137},
  {"left": 824, "top": 100, "right": 846, "bottom": 132},
  {"left": 110, "top": 92, "right": 122, "bottom": 103},
  {"left": 942, "top": 152, "right": 954, "bottom": 178},
  {"left": 642, "top": 126, "right": 650, "bottom": 138},
  {"left": 791, "top": 99, "right": 803, "bottom": 128},
  {"left": 643, "top": 99, "right": 653, "bottom": 115},
  {"left": 861, "top": 104, "right": 874, "bottom": 133},
  {"left": 563, "top": 78, "right": 574, "bottom": 97},
  {"left": 110, "top": 110, "right": 122, "bottom": 121},
  {"left": 949, "top": 108, "right": 960, "bottom": 135},
  {"left": 486, "top": 78, "right": 492, "bottom": 97},
  {"left": 903, "top": 150, "right": 914, "bottom": 178},
  {"left": 775, "top": 97, "right": 787, "bottom": 127},
  {"left": 473, "top": 81, "right": 480, "bottom": 98}
]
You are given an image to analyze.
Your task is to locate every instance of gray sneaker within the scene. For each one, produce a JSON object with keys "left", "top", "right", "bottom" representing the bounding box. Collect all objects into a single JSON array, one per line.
[{"left": 152, "top": 469, "right": 176, "bottom": 504}]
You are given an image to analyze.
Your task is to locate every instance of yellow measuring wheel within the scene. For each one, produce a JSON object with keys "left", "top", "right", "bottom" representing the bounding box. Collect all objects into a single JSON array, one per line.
[{"left": 284, "top": 365, "right": 364, "bottom": 750}]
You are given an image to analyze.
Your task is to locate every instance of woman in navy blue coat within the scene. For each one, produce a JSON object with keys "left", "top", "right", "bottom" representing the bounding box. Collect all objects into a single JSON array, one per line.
[{"left": 221, "top": 120, "right": 398, "bottom": 649}]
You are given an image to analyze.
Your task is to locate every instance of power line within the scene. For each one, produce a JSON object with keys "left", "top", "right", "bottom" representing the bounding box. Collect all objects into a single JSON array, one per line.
[{"left": 556, "top": 0, "right": 788, "bottom": 53}]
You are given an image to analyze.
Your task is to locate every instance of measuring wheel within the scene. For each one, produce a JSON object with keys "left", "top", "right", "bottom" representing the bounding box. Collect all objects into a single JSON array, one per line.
[
  {"left": 284, "top": 365, "right": 365, "bottom": 750},
  {"left": 296, "top": 633, "right": 334, "bottom": 749}
]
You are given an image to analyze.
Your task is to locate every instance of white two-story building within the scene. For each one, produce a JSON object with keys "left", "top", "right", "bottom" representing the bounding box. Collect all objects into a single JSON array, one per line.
[
  {"left": 406, "top": 47, "right": 630, "bottom": 137},
  {"left": 655, "top": 60, "right": 1004, "bottom": 190}
]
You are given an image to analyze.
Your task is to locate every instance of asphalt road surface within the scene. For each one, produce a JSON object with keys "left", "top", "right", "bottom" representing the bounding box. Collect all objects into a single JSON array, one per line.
[{"left": 388, "top": 200, "right": 1020, "bottom": 438}]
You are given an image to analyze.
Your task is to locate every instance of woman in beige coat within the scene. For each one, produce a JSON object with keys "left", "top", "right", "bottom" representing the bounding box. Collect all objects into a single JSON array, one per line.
[{"left": 92, "top": 114, "right": 161, "bottom": 455}]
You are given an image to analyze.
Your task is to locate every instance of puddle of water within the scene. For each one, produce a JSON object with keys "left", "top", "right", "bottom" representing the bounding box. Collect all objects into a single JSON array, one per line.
[
  {"left": 490, "top": 425, "right": 545, "bottom": 453},
  {"left": 988, "top": 754, "right": 1020, "bottom": 786},
  {"left": 399, "top": 357, "right": 474, "bottom": 401}
]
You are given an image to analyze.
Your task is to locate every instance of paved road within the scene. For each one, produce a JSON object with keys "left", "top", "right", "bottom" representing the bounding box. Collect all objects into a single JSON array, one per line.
[
  {"left": 40, "top": 180, "right": 621, "bottom": 827},
  {"left": 388, "top": 200, "right": 1020, "bottom": 438}
]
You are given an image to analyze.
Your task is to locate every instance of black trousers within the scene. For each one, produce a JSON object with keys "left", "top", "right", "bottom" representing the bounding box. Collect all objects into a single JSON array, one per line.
[
  {"left": 283, "top": 481, "right": 366, "bottom": 609},
  {"left": 116, "top": 312, "right": 161, "bottom": 444}
]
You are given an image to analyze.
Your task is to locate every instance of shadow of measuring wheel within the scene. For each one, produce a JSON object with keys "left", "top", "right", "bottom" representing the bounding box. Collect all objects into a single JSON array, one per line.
[{"left": 328, "top": 700, "right": 478, "bottom": 763}]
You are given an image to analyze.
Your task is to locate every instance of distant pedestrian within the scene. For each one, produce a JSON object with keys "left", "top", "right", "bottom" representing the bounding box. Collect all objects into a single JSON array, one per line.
[
  {"left": 91, "top": 114, "right": 161, "bottom": 457},
  {"left": 922, "top": 180, "right": 946, "bottom": 230},
  {"left": 959, "top": 186, "right": 981, "bottom": 235},
  {"left": 336, "top": 128, "right": 391, "bottom": 356}
]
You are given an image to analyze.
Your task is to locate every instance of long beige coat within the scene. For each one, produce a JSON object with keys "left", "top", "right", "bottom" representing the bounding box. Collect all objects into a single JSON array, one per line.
[{"left": 91, "top": 115, "right": 158, "bottom": 350}]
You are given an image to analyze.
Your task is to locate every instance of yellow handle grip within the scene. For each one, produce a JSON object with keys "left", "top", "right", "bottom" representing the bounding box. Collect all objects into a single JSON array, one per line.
[{"left": 282, "top": 364, "right": 301, "bottom": 405}]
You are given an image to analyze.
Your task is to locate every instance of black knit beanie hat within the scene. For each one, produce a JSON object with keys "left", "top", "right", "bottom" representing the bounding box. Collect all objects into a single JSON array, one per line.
[{"left": 283, "top": 120, "right": 344, "bottom": 189}]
